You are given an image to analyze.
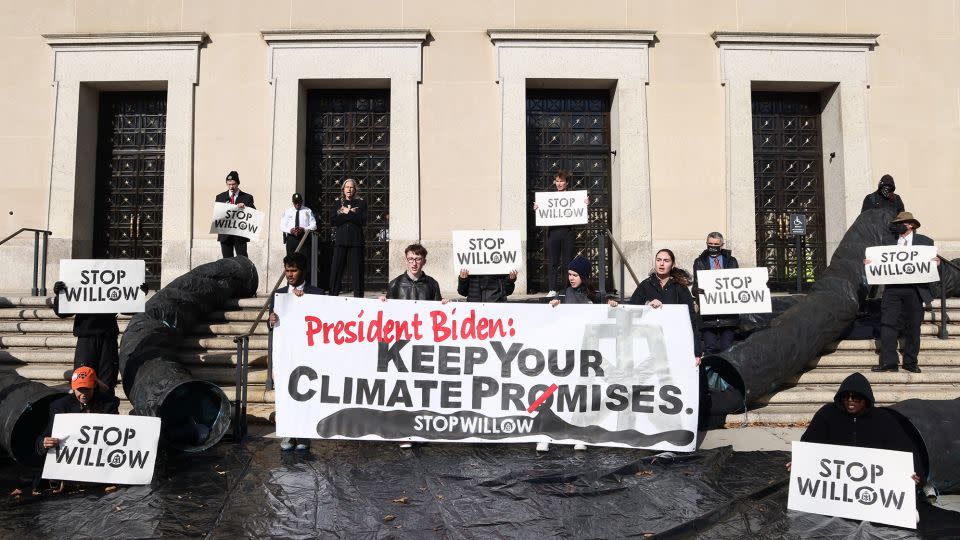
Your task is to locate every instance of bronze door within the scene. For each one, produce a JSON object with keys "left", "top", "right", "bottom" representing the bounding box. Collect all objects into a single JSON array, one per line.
[
  {"left": 752, "top": 92, "right": 827, "bottom": 291},
  {"left": 305, "top": 90, "right": 390, "bottom": 291},
  {"left": 526, "top": 90, "right": 613, "bottom": 293},
  {"left": 93, "top": 91, "right": 166, "bottom": 289}
]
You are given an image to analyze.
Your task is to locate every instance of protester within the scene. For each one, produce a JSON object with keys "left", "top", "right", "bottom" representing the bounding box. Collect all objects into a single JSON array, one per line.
[
  {"left": 860, "top": 174, "right": 905, "bottom": 214},
  {"left": 269, "top": 252, "right": 324, "bottom": 452},
  {"left": 52, "top": 280, "right": 147, "bottom": 394},
  {"left": 864, "top": 212, "right": 938, "bottom": 373},
  {"left": 36, "top": 367, "right": 120, "bottom": 457},
  {"left": 533, "top": 170, "right": 587, "bottom": 297},
  {"left": 382, "top": 244, "right": 442, "bottom": 303},
  {"left": 329, "top": 178, "right": 367, "bottom": 298},
  {"left": 215, "top": 170, "right": 256, "bottom": 258},
  {"left": 457, "top": 269, "right": 517, "bottom": 303},
  {"left": 279, "top": 192, "right": 316, "bottom": 256},
  {"left": 692, "top": 232, "right": 740, "bottom": 354},
  {"left": 628, "top": 249, "right": 702, "bottom": 359},
  {"left": 792, "top": 372, "right": 922, "bottom": 485}
]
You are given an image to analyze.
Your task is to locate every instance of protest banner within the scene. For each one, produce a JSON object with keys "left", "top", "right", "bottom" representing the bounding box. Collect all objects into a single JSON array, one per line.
[
  {"left": 42, "top": 413, "right": 161, "bottom": 485},
  {"left": 209, "top": 202, "right": 264, "bottom": 240},
  {"left": 272, "top": 296, "right": 699, "bottom": 450},
  {"left": 452, "top": 230, "right": 523, "bottom": 275},
  {"left": 864, "top": 245, "right": 939, "bottom": 285},
  {"left": 57, "top": 259, "right": 146, "bottom": 314},
  {"left": 534, "top": 190, "right": 589, "bottom": 226},
  {"left": 788, "top": 441, "right": 916, "bottom": 529},
  {"left": 696, "top": 267, "right": 772, "bottom": 316}
]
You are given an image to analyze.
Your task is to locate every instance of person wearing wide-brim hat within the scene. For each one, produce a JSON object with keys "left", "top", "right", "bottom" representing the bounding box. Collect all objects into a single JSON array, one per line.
[{"left": 864, "top": 211, "right": 939, "bottom": 373}]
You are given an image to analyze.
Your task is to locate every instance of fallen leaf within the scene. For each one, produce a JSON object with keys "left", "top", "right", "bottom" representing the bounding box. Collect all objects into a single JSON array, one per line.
[
  {"left": 383, "top": 514, "right": 397, "bottom": 522},
  {"left": 436, "top": 495, "right": 444, "bottom": 501},
  {"left": 392, "top": 496, "right": 409, "bottom": 504},
  {"left": 635, "top": 470, "right": 654, "bottom": 477},
  {"left": 115, "top": 506, "right": 124, "bottom": 512},
  {"left": 104, "top": 486, "right": 118, "bottom": 493},
  {"left": 643, "top": 534, "right": 654, "bottom": 538},
  {"left": 9, "top": 488, "right": 22, "bottom": 497}
]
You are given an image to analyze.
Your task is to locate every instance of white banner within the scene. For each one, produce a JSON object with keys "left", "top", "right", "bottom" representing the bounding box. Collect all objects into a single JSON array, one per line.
[
  {"left": 534, "top": 190, "right": 589, "bottom": 226},
  {"left": 57, "top": 259, "right": 146, "bottom": 314},
  {"left": 42, "top": 413, "right": 161, "bottom": 485},
  {"left": 452, "top": 230, "right": 523, "bottom": 275},
  {"left": 865, "top": 245, "right": 939, "bottom": 285},
  {"left": 788, "top": 441, "right": 916, "bottom": 529},
  {"left": 209, "top": 202, "right": 264, "bottom": 240},
  {"left": 696, "top": 267, "right": 772, "bottom": 315},
  {"left": 272, "top": 296, "right": 699, "bottom": 450}
]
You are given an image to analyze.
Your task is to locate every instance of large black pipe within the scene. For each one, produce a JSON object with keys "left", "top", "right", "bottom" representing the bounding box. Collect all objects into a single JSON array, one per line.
[
  {"left": 704, "top": 208, "right": 896, "bottom": 409},
  {"left": 931, "top": 257, "right": 960, "bottom": 298},
  {"left": 119, "top": 256, "right": 258, "bottom": 452},
  {"left": 889, "top": 399, "right": 960, "bottom": 494},
  {"left": 0, "top": 371, "right": 62, "bottom": 466}
]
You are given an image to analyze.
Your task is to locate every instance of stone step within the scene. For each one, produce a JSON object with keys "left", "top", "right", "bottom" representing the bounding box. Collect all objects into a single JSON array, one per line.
[
  {"left": 758, "top": 384, "right": 960, "bottom": 405},
  {"left": 812, "top": 352, "right": 960, "bottom": 367},
  {"left": 5, "top": 363, "right": 268, "bottom": 386},
  {"left": 831, "top": 337, "right": 960, "bottom": 351},
  {"left": 0, "top": 348, "right": 271, "bottom": 367},
  {"left": 792, "top": 367, "right": 960, "bottom": 385},
  {"left": 0, "top": 334, "right": 270, "bottom": 350},
  {"left": 725, "top": 404, "right": 820, "bottom": 426}
]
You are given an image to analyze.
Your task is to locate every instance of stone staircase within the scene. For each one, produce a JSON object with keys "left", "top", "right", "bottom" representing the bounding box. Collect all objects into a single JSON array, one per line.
[{"left": 1, "top": 294, "right": 957, "bottom": 427}]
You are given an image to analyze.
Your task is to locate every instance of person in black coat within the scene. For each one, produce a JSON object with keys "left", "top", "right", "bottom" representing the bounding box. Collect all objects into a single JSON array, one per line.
[
  {"left": 865, "top": 212, "right": 939, "bottom": 373},
  {"left": 797, "top": 372, "right": 922, "bottom": 484},
  {"left": 383, "top": 244, "right": 443, "bottom": 302},
  {"left": 533, "top": 170, "right": 588, "bottom": 296},
  {"left": 691, "top": 232, "right": 740, "bottom": 354},
  {"left": 860, "top": 174, "right": 905, "bottom": 214},
  {"left": 36, "top": 366, "right": 121, "bottom": 457},
  {"left": 457, "top": 269, "right": 516, "bottom": 303},
  {"left": 629, "top": 249, "right": 702, "bottom": 359},
  {"left": 215, "top": 170, "right": 256, "bottom": 258},
  {"left": 329, "top": 178, "right": 367, "bottom": 297}
]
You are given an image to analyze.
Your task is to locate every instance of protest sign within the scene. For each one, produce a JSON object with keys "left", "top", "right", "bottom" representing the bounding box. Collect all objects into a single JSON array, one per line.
[
  {"left": 272, "top": 296, "right": 699, "bottom": 450},
  {"left": 534, "top": 190, "right": 589, "bottom": 226},
  {"left": 452, "top": 230, "right": 523, "bottom": 275},
  {"left": 696, "top": 267, "right": 772, "bottom": 316},
  {"left": 864, "top": 245, "right": 939, "bottom": 285},
  {"left": 788, "top": 441, "right": 916, "bottom": 529},
  {"left": 42, "top": 413, "right": 161, "bottom": 485},
  {"left": 210, "top": 202, "right": 264, "bottom": 240},
  {"left": 57, "top": 259, "right": 146, "bottom": 314}
]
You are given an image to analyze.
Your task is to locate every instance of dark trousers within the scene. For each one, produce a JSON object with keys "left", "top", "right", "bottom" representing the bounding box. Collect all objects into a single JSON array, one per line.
[
  {"left": 879, "top": 285, "right": 923, "bottom": 369},
  {"left": 74, "top": 335, "right": 119, "bottom": 394},
  {"left": 702, "top": 327, "right": 736, "bottom": 355},
  {"left": 285, "top": 234, "right": 305, "bottom": 256},
  {"left": 220, "top": 237, "right": 248, "bottom": 258},
  {"left": 330, "top": 245, "right": 364, "bottom": 297},
  {"left": 546, "top": 228, "right": 574, "bottom": 291}
]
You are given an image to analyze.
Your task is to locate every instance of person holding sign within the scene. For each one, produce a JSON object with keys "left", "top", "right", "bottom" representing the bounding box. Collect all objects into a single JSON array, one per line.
[
  {"left": 269, "top": 252, "right": 324, "bottom": 452},
  {"left": 691, "top": 232, "right": 740, "bottom": 355},
  {"left": 215, "top": 170, "right": 256, "bottom": 258},
  {"left": 280, "top": 192, "right": 317, "bottom": 256},
  {"left": 36, "top": 367, "right": 120, "bottom": 456},
  {"left": 382, "top": 244, "right": 443, "bottom": 303},
  {"left": 329, "top": 178, "right": 367, "bottom": 297},
  {"left": 457, "top": 269, "right": 516, "bottom": 303},
  {"left": 864, "top": 212, "right": 938, "bottom": 373},
  {"left": 628, "top": 249, "right": 702, "bottom": 360},
  {"left": 533, "top": 170, "right": 587, "bottom": 297}
]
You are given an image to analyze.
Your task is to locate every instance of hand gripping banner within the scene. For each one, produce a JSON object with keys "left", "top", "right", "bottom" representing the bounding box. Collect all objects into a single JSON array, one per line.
[{"left": 272, "top": 296, "right": 699, "bottom": 451}]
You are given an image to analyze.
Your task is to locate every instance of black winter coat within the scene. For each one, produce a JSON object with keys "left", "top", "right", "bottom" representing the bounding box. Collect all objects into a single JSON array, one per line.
[
  {"left": 387, "top": 272, "right": 442, "bottom": 301},
  {"left": 860, "top": 190, "right": 905, "bottom": 214},
  {"left": 801, "top": 372, "right": 922, "bottom": 476},
  {"left": 692, "top": 249, "right": 740, "bottom": 328},
  {"left": 53, "top": 295, "right": 119, "bottom": 337},
  {"left": 558, "top": 284, "right": 599, "bottom": 304},
  {"left": 331, "top": 198, "right": 367, "bottom": 246},
  {"left": 629, "top": 273, "right": 701, "bottom": 356},
  {"left": 214, "top": 190, "right": 256, "bottom": 243},
  {"left": 36, "top": 391, "right": 121, "bottom": 456},
  {"left": 457, "top": 274, "right": 515, "bottom": 303}
]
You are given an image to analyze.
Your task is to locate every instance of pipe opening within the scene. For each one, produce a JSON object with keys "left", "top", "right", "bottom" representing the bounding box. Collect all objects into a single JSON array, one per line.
[{"left": 156, "top": 381, "right": 231, "bottom": 453}]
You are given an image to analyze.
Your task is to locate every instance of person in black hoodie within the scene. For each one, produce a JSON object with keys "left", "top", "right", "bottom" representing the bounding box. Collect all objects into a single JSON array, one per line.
[
  {"left": 796, "top": 372, "right": 922, "bottom": 485},
  {"left": 36, "top": 366, "right": 120, "bottom": 457},
  {"left": 457, "top": 269, "right": 516, "bottom": 303},
  {"left": 860, "top": 174, "right": 905, "bottom": 214},
  {"left": 691, "top": 232, "right": 740, "bottom": 354}
]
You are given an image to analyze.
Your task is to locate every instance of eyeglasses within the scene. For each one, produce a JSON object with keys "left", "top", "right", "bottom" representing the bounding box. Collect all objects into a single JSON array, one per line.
[
  {"left": 406, "top": 257, "right": 424, "bottom": 263},
  {"left": 841, "top": 393, "right": 865, "bottom": 402}
]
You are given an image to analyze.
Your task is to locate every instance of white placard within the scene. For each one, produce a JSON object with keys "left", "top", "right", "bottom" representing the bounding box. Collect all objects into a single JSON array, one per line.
[
  {"left": 452, "top": 230, "right": 523, "bottom": 275},
  {"left": 57, "top": 259, "right": 146, "bottom": 314},
  {"left": 864, "top": 245, "right": 939, "bottom": 285},
  {"left": 42, "top": 413, "right": 161, "bottom": 485},
  {"left": 209, "top": 202, "right": 264, "bottom": 240},
  {"left": 696, "top": 267, "right": 772, "bottom": 315},
  {"left": 271, "top": 296, "right": 699, "bottom": 451},
  {"left": 788, "top": 441, "right": 916, "bottom": 529},
  {"left": 534, "top": 190, "right": 589, "bottom": 226}
]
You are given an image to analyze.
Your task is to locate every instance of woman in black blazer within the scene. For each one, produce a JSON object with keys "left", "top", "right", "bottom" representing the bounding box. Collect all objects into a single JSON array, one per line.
[{"left": 329, "top": 178, "right": 367, "bottom": 297}]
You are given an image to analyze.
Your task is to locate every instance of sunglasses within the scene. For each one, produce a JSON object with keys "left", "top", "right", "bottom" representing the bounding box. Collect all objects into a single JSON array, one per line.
[{"left": 841, "top": 393, "right": 865, "bottom": 402}]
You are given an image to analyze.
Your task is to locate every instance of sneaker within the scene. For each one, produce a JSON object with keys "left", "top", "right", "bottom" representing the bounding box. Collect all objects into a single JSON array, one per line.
[
  {"left": 295, "top": 440, "right": 310, "bottom": 452},
  {"left": 280, "top": 438, "right": 294, "bottom": 451},
  {"left": 545, "top": 290, "right": 558, "bottom": 298},
  {"left": 399, "top": 442, "right": 413, "bottom": 449},
  {"left": 573, "top": 443, "right": 587, "bottom": 451},
  {"left": 536, "top": 441, "right": 550, "bottom": 452}
]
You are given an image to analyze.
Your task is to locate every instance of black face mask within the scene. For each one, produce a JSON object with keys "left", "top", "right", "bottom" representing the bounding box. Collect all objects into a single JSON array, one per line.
[
  {"left": 879, "top": 185, "right": 895, "bottom": 198},
  {"left": 889, "top": 223, "right": 908, "bottom": 235},
  {"left": 707, "top": 246, "right": 722, "bottom": 256}
]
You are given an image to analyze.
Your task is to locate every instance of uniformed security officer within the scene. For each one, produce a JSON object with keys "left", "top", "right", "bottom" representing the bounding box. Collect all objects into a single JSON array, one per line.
[{"left": 280, "top": 192, "right": 317, "bottom": 256}]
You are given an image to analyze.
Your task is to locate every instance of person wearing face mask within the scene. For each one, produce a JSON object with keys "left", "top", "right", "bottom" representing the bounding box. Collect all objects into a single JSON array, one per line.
[
  {"left": 861, "top": 174, "right": 905, "bottom": 214},
  {"left": 692, "top": 232, "right": 740, "bottom": 354},
  {"left": 864, "top": 212, "right": 938, "bottom": 373}
]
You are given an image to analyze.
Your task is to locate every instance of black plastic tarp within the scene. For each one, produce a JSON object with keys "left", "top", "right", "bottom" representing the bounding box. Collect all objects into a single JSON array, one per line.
[{"left": 3, "top": 440, "right": 959, "bottom": 538}]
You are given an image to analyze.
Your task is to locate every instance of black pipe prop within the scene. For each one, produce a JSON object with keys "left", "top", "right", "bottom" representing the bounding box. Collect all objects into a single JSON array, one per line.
[
  {"left": 119, "top": 256, "right": 258, "bottom": 452},
  {"left": 889, "top": 399, "right": 960, "bottom": 494},
  {"left": 0, "top": 371, "right": 62, "bottom": 466},
  {"left": 703, "top": 208, "right": 896, "bottom": 407}
]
